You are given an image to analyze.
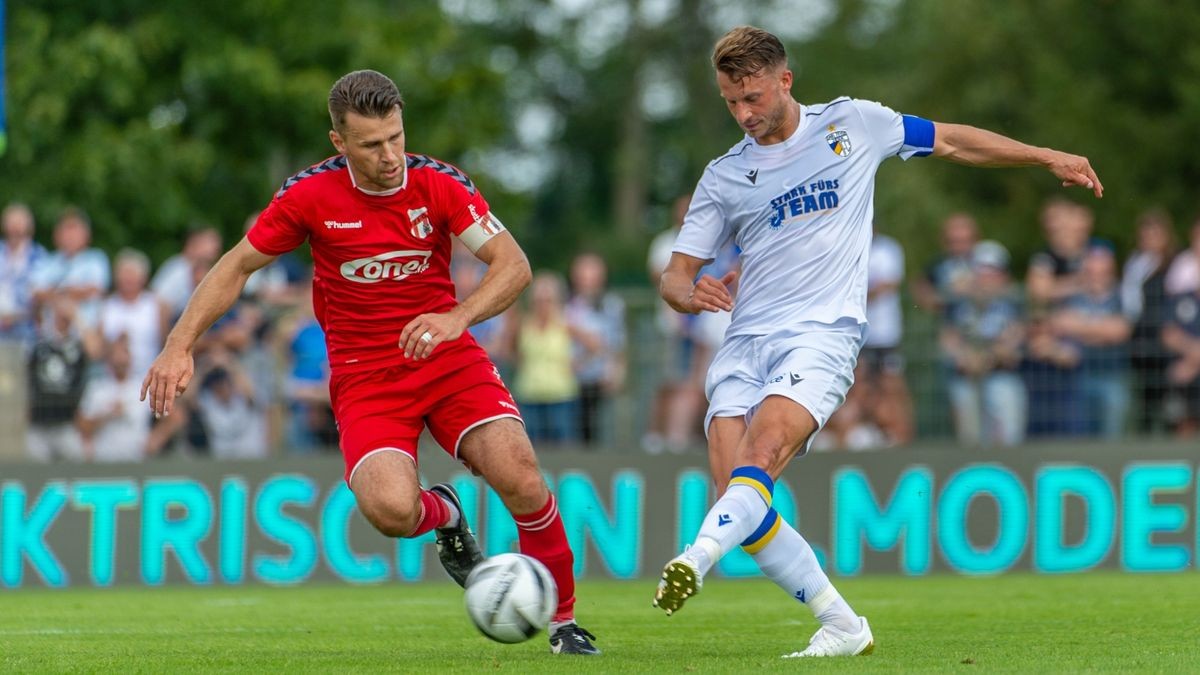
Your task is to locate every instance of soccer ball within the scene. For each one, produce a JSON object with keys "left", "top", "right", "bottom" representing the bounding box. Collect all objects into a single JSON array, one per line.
[{"left": 463, "top": 553, "right": 557, "bottom": 644}]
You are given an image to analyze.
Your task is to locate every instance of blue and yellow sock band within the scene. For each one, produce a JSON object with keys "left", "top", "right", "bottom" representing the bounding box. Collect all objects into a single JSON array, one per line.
[
  {"left": 728, "top": 466, "right": 774, "bottom": 507},
  {"left": 740, "top": 509, "right": 782, "bottom": 554}
]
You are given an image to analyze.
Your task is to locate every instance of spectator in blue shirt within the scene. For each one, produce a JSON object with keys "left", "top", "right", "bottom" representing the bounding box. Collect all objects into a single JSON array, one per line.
[
  {"left": 30, "top": 207, "right": 110, "bottom": 331},
  {"left": 0, "top": 202, "right": 47, "bottom": 346}
]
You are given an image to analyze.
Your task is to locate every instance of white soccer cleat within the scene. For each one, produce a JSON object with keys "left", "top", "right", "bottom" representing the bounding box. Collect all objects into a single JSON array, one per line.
[
  {"left": 782, "top": 616, "right": 874, "bottom": 658},
  {"left": 652, "top": 552, "right": 703, "bottom": 616}
]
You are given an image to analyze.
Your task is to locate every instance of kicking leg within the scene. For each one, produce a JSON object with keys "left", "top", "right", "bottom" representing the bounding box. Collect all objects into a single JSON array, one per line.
[{"left": 461, "top": 418, "right": 599, "bottom": 655}]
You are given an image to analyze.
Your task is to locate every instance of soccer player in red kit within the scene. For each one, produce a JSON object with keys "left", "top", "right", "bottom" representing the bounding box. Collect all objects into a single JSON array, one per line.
[{"left": 141, "top": 70, "right": 599, "bottom": 655}]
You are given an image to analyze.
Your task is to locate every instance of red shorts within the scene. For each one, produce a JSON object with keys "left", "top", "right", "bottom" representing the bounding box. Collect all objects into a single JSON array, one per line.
[{"left": 330, "top": 343, "right": 523, "bottom": 485}]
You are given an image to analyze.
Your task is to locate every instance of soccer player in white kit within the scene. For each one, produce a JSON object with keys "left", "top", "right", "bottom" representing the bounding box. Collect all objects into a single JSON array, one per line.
[{"left": 652, "top": 26, "right": 1104, "bottom": 658}]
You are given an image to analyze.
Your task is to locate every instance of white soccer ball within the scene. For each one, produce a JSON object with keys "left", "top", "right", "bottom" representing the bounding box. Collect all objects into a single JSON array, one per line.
[{"left": 463, "top": 553, "right": 557, "bottom": 644}]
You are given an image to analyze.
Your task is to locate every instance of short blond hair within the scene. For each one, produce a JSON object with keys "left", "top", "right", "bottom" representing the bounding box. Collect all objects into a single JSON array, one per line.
[{"left": 712, "top": 26, "right": 787, "bottom": 79}]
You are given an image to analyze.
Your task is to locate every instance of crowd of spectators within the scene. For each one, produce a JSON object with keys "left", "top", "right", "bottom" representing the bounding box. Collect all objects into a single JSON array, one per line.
[
  {"left": 1, "top": 203, "right": 315, "bottom": 463},
  {"left": 2, "top": 195, "right": 1198, "bottom": 464}
]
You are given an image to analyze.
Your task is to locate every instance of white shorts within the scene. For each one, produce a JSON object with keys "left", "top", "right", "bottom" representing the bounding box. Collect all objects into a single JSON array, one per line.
[{"left": 704, "top": 319, "right": 865, "bottom": 452}]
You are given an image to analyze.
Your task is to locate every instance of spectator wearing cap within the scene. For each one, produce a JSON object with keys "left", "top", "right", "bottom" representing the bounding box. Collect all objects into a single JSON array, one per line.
[
  {"left": 1051, "top": 243, "right": 1133, "bottom": 438},
  {"left": 939, "top": 240, "right": 1027, "bottom": 447}
]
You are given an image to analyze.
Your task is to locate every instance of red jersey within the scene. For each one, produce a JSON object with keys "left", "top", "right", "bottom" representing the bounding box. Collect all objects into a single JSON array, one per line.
[{"left": 248, "top": 154, "right": 504, "bottom": 373}]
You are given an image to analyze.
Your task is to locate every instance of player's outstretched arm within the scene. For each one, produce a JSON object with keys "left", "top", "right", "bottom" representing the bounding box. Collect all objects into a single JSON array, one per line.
[
  {"left": 400, "top": 231, "right": 531, "bottom": 360},
  {"left": 932, "top": 122, "right": 1104, "bottom": 198},
  {"left": 660, "top": 252, "right": 735, "bottom": 315},
  {"left": 140, "top": 237, "right": 276, "bottom": 417}
]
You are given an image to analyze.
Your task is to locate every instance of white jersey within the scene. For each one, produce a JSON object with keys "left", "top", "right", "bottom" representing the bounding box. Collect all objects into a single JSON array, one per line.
[{"left": 674, "top": 97, "right": 933, "bottom": 338}]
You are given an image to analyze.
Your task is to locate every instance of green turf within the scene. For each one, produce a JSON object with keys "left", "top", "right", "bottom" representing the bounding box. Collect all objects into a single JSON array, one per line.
[{"left": 1, "top": 572, "right": 1196, "bottom": 672}]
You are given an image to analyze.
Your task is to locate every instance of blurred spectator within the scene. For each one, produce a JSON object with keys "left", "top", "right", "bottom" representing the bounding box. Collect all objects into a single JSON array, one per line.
[
  {"left": 513, "top": 271, "right": 580, "bottom": 444},
  {"left": 0, "top": 202, "right": 48, "bottom": 346},
  {"left": 1124, "top": 210, "right": 1181, "bottom": 433},
  {"left": 860, "top": 228, "right": 914, "bottom": 445},
  {"left": 76, "top": 335, "right": 152, "bottom": 462},
  {"left": 26, "top": 297, "right": 98, "bottom": 462},
  {"left": 1023, "top": 311, "right": 1086, "bottom": 438},
  {"left": 1052, "top": 244, "right": 1133, "bottom": 438},
  {"left": 98, "top": 248, "right": 168, "bottom": 380},
  {"left": 452, "top": 240, "right": 516, "bottom": 379},
  {"left": 939, "top": 241, "right": 1026, "bottom": 447},
  {"left": 643, "top": 194, "right": 707, "bottom": 454},
  {"left": 193, "top": 350, "right": 270, "bottom": 460},
  {"left": 1026, "top": 199, "right": 1093, "bottom": 308},
  {"left": 151, "top": 224, "right": 221, "bottom": 319},
  {"left": 912, "top": 212, "right": 979, "bottom": 314},
  {"left": 565, "top": 251, "right": 627, "bottom": 446},
  {"left": 1164, "top": 217, "right": 1200, "bottom": 295},
  {"left": 276, "top": 277, "right": 336, "bottom": 453},
  {"left": 241, "top": 211, "right": 307, "bottom": 311},
  {"left": 29, "top": 207, "right": 110, "bottom": 330},
  {"left": 1162, "top": 285, "right": 1200, "bottom": 438}
]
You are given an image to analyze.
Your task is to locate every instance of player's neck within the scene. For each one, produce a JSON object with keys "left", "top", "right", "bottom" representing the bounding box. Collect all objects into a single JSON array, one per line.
[
  {"left": 347, "top": 162, "right": 405, "bottom": 197},
  {"left": 755, "top": 99, "right": 802, "bottom": 146}
]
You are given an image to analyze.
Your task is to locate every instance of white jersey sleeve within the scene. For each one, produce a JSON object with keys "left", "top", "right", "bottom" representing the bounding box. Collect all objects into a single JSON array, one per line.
[
  {"left": 853, "top": 99, "right": 935, "bottom": 161},
  {"left": 672, "top": 171, "right": 733, "bottom": 262}
]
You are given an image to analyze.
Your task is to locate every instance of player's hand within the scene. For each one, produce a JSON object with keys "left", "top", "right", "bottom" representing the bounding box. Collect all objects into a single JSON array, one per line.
[
  {"left": 1046, "top": 150, "right": 1104, "bottom": 198},
  {"left": 140, "top": 346, "right": 194, "bottom": 419},
  {"left": 686, "top": 271, "right": 736, "bottom": 314},
  {"left": 400, "top": 310, "right": 469, "bottom": 360}
]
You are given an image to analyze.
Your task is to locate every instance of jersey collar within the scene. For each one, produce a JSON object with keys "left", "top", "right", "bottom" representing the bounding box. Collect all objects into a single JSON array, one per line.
[{"left": 347, "top": 160, "right": 407, "bottom": 197}]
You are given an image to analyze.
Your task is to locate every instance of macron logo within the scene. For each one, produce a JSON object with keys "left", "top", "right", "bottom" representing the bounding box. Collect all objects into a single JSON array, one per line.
[
  {"left": 325, "top": 220, "right": 363, "bottom": 229},
  {"left": 717, "top": 514, "right": 732, "bottom": 526},
  {"left": 340, "top": 250, "right": 432, "bottom": 284}
]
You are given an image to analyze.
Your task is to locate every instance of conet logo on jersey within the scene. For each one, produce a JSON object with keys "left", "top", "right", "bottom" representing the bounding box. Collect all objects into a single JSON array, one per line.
[{"left": 340, "top": 250, "right": 433, "bottom": 283}]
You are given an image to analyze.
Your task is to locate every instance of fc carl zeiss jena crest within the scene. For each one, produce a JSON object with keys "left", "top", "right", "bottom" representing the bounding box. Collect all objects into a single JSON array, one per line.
[{"left": 826, "top": 126, "right": 852, "bottom": 157}]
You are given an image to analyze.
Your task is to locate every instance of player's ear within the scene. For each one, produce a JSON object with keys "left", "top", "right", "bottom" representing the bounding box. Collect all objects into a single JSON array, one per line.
[{"left": 329, "top": 129, "right": 346, "bottom": 154}]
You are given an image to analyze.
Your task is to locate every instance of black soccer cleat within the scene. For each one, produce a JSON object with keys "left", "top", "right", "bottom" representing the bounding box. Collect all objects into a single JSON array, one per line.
[
  {"left": 548, "top": 623, "right": 601, "bottom": 655},
  {"left": 430, "top": 483, "right": 484, "bottom": 587}
]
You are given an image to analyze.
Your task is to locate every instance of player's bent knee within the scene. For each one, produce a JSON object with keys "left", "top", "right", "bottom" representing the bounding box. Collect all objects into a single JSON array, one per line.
[{"left": 358, "top": 494, "right": 421, "bottom": 538}]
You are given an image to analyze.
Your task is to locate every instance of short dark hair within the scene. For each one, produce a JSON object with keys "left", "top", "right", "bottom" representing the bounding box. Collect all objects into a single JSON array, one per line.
[
  {"left": 328, "top": 70, "right": 405, "bottom": 131},
  {"left": 712, "top": 26, "right": 788, "bottom": 80}
]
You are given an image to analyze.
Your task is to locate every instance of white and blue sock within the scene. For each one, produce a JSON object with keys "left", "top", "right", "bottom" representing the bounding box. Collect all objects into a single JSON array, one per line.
[
  {"left": 686, "top": 466, "right": 774, "bottom": 577},
  {"left": 745, "top": 512, "right": 859, "bottom": 633}
]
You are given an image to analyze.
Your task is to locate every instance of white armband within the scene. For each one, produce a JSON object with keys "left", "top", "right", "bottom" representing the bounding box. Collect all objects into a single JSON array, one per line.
[{"left": 457, "top": 212, "right": 507, "bottom": 253}]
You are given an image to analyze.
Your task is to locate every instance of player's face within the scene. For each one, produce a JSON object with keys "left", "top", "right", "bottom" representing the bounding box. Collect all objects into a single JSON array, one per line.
[
  {"left": 717, "top": 66, "right": 795, "bottom": 145},
  {"left": 330, "top": 106, "right": 407, "bottom": 192}
]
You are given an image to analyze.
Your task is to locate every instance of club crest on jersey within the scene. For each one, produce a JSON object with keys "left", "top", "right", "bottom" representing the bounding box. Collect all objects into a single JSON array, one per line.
[
  {"left": 826, "top": 127, "right": 852, "bottom": 157},
  {"left": 408, "top": 207, "right": 433, "bottom": 239}
]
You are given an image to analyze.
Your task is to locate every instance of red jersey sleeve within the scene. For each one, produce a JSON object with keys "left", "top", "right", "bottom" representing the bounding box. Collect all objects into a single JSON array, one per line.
[
  {"left": 433, "top": 165, "right": 506, "bottom": 253},
  {"left": 248, "top": 190, "right": 309, "bottom": 256}
]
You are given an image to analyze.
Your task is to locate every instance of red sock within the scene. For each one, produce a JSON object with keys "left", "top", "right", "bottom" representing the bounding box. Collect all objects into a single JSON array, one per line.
[
  {"left": 513, "top": 494, "right": 575, "bottom": 622},
  {"left": 409, "top": 489, "right": 451, "bottom": 537}
]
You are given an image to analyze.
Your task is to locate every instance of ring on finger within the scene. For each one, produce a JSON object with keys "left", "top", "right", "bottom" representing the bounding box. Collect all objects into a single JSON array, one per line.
[{"left": 420, "top": 331, "right": 433, "bottom": 344}]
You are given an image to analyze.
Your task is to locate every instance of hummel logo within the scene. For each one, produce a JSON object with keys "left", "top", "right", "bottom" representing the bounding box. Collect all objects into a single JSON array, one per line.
[
  {"left": 717, "top": 514, "right": 732, "bottom": 526},
  {"left": 794, "top": 589, "right": 806, "bottom": 602},
  {"left": 746, "top": 169, "right": 759, "bottom": 184},
  {"left": 790, "top": 373, "right": 805, "bottom": 386},
  {"left": 324, "top": 220, "right": 362, "bottom": 229}
]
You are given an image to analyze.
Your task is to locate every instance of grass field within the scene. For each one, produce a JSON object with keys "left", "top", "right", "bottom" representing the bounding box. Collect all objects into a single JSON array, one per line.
[{"left": 2, "top": 572, "right": 1197, "bottom": 672}]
